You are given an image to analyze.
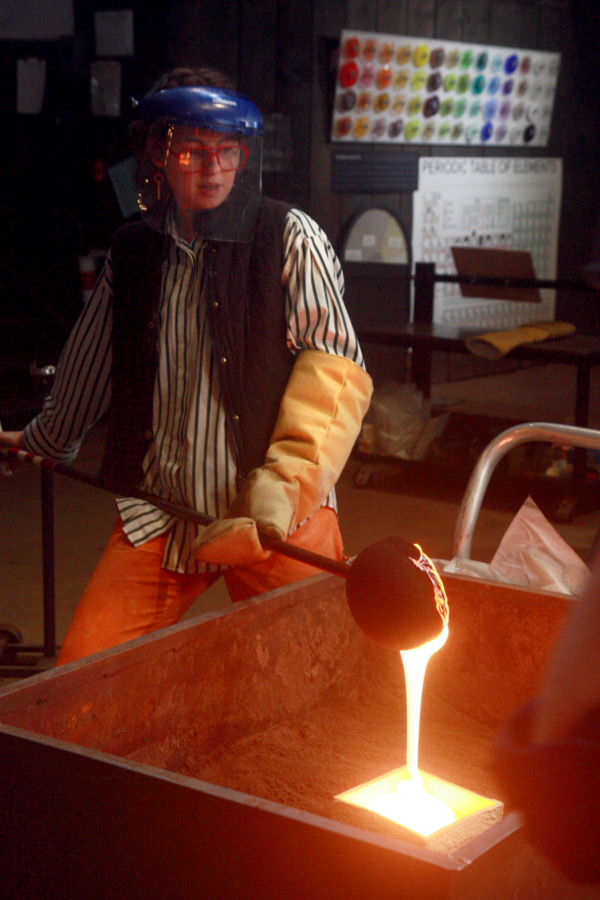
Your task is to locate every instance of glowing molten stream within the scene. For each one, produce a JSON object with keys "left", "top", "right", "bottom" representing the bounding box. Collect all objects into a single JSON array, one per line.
[
  {"left": 366, "top": 547, "right": 453, "bottom": 837},
  {"left": 363, "top": 623, "right": 453, "bottom": 836}
]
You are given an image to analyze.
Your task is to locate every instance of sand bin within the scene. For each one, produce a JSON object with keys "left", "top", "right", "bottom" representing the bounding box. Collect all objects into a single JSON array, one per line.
[{"left": 127, "top": 645, "right": 503, "bottom": 846}]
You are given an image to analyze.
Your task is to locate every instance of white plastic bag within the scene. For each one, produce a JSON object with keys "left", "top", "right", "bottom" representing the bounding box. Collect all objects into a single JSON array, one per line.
[
  {"left": 370, "top": 381, "right": 448, "bottom": 460},
  {"left": 441, "top": 496, "right": 591, "bottom": 596}
]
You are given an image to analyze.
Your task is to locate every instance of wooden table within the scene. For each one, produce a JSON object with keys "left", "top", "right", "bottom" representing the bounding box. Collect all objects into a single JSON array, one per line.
[
  {"left": 358, "top": 322, "right": 600, "bottom": 430},
  {"left": 357, "top": 323, "right": 600, "bottom": 510}
]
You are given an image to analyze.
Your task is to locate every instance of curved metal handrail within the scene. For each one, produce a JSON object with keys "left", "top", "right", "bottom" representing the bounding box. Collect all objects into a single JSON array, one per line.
[{"left": 453, "top": 422, "right": 600, "bottom": 560}]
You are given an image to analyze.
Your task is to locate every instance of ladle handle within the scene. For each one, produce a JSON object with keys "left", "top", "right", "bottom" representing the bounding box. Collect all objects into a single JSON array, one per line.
[{"left": 1, "top": 447, "right": 350, "bottom": 578}]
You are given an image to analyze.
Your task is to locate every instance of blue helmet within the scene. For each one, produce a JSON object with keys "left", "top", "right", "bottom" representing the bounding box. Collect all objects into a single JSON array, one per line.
[
  {"left": 137, "top": 86, "right": 264, "bottom": 137},
  {"left": 136, "top": 86, "right": 264, "bottom": 243}
]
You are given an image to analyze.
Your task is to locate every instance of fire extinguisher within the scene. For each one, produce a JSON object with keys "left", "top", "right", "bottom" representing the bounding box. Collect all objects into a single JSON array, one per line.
[{"left": 77, "top": 253, "right": 97, "bottom": 303}]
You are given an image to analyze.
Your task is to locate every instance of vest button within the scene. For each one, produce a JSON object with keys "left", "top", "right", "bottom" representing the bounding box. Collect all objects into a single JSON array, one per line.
[
  {"left": 148, "top": 320, "right": 155, "bottom": 330},
  {"left": 232, "top": 414, "right": 240, "bottom": 422},
  {"left": 213, "top": 301, "right": 219, "bottom": 308},
  {"left": 144, "top": 430, "right": 153, "bottom": 440},
  {"left": 221, "top": 356, "right": 227, "bottom": 364}
]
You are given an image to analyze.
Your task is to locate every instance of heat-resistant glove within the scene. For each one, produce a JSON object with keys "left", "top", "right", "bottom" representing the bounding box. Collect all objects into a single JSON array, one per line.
[
  {"left": 465, "top": 320, "right": 576, "bottom": 360},
  {"left": 194, "top": 349, "right": 373, "bottom": 565}
]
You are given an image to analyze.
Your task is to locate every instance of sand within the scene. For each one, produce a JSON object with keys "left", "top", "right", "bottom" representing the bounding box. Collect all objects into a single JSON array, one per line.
[{"left": 128, "top": 645, "right": 503, "bottom": 846}]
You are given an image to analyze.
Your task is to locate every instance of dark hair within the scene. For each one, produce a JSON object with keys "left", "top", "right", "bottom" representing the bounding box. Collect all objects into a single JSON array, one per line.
[
  {"left": 129, "top": 66, "right": 237, "bottom": 158},
  {"left": 157, "top": 66, "right": 235, "bottom": 92}
]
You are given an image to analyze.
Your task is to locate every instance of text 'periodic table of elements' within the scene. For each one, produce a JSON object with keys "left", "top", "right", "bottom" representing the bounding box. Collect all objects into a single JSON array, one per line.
[
  {"left": 412, "top": 157, "right": 563, "bottom": 328},
  {"left": 331, "top": 30, "right": 560, "bottom": 148}
]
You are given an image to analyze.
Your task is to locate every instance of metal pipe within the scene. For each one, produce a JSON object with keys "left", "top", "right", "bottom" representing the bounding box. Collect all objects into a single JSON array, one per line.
[
  {"left": 0, "top": 446, "right": 350, "bottom": 579},
  {"left": 453, "top": 422, "right": 600, "bottom": 561},
  {"left": 40, "top": 469, "right": 56, "bottom": 658}
]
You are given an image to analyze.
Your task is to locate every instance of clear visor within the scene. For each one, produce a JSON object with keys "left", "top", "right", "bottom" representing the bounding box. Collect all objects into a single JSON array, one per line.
[{"left": 137, "top": 120, "right": 262, "bottom": 243}]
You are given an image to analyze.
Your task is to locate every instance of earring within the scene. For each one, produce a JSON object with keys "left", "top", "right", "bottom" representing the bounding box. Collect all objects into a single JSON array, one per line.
[{"left": 154, "top": 172, "right": 164, "bottom": 201}]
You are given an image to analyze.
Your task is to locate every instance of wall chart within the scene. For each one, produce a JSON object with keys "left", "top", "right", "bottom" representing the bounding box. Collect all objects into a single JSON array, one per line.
[
  {"left": 412, "top": 157, "right": 563, "bottom": 327},
  {"left": 331, "top": 30, "right": 560, "bottom": 148}
]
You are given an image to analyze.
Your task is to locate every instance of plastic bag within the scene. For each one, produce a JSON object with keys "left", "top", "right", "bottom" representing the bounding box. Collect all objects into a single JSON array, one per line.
[
  {"left": 368, "top": 381, "right": 449, "bottom": 461},
  {"left": 441, "top": 496, "right": 590, "bottom": 596}
]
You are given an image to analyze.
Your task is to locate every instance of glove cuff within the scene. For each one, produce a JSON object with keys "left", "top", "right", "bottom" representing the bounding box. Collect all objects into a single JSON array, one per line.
[{"left": 232, "top": 349, "right": 372, "bottom": 536}]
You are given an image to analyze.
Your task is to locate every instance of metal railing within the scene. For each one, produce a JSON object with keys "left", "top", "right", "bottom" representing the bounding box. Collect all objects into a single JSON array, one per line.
[{"left": 453, "top": 422, "right": 600, "bottom": 560}]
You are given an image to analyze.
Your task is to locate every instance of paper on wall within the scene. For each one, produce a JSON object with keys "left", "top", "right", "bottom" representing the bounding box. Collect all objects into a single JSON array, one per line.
[
  {"left": 0, "top": 0, "right": 74, "bottom": 40},
  {"left": 95, "top": 10, "right": 134, "bottom": 57},
  {"left": 17, "top": 58, "right": 47, "bottom": 114},
  {"left": 412, "top": 156, "right": 562, "bottom": 329},
  {"left": 91, "top": 60, "right": 121, "bottom": 117}
]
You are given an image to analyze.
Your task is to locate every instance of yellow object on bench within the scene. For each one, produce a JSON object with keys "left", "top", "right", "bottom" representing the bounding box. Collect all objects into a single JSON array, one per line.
[{"left": 465, "top": 321, "right": 576, "bottom": 360}]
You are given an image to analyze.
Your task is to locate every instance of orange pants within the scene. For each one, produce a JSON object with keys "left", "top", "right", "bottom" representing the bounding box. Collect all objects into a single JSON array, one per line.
[{"left": 56, "top": 507, "right": 343, "bottom": 665}]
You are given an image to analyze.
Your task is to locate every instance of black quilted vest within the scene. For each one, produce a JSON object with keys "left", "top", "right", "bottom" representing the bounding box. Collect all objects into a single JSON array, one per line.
[{"left": 101, "top": 198, "right": 294, "bottom": 494}]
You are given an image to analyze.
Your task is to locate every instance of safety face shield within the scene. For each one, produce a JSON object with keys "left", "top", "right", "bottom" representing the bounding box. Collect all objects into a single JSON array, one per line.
[{"left": 136, "top": 87, "right": 263, "bottom": 243}]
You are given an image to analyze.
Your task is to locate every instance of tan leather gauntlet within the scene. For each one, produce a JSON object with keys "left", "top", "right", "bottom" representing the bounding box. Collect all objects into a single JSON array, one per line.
[{"left": 194, "top": 349, "right": 373, "bottom": 563}]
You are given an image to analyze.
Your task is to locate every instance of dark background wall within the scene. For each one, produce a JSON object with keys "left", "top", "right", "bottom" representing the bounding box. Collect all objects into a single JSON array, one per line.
[
  {"left": 0, "top": 0, "right": 598, "bottom": 385},
  {"left": 312, "top": 1, "right": 600, "bottom": 281}
]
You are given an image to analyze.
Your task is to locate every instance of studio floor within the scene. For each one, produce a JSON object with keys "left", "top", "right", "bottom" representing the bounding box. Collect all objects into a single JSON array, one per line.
[{"left": 1, "top": 361, "right": 599, "bottom": 678}]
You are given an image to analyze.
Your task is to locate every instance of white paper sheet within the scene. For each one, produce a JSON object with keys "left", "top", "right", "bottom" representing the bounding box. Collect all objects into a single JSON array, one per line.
[
  {"left": 440, "top": 496, "right": 590, "bottom": 596},
  {"left": 0, "top": 0, "right": 74, "bottom": 40},
  {"left": 95, "top": 10, "right": 134, "bottom": 57},
  {"left": 17, "top": 58, "right": 47, "bottom": 114}
]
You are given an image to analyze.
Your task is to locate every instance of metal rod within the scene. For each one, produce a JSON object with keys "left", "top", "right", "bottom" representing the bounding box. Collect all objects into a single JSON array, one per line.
[
  {"left": 338, "top": 272, "right": 593, "bottom": 291},
  {"left": 1, "top": 447, "right": 351, "bottom": 579},
  {"left": 430, "top": 273, "right": 590, "bottom": 290},
  {"left": 40, "top": 468, "right": 56, "bottom": 657},
  {"left": 414, "top": 261, "right": 435, "bottom": 322}
]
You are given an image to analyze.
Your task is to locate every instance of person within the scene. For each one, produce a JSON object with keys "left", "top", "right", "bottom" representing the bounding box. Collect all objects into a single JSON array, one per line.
[
  {"left": 494, "top": 550, "right": 600, "bottom": 883},
  {"left": 0, "top": 67, "right": 373, "bottom": 664}
]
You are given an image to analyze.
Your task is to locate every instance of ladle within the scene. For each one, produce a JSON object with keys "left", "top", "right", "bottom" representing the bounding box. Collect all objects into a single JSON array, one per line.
[{"left": 1, "top": 446, "right": 446, "bottom": 651}]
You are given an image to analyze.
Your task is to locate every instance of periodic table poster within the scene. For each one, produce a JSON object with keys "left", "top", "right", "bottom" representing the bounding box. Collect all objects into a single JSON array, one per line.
[
  {"left": 412, "top": 157, "right": 563, "bottom": 327},
  {"left": 331, "top": 30, "right": 560, "bottom": 148}
]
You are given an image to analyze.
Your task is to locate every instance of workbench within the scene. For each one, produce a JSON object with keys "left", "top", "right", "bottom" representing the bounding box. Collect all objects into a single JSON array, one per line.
[
  {"left": 355, "top": 265, "right": 600, "bottom": 518},
  {"left": 358, "top": 322, "right": 600, "bottom": 436}
]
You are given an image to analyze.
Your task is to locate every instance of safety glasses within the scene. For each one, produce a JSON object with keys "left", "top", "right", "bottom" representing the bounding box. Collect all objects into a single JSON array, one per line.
[{"left": 168, "top": 142, "right": 249, "bottom": 173}]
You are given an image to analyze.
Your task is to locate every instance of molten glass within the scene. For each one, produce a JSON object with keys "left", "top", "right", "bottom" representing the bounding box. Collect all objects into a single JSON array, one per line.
[
  {"left": 388, "top": 621, "right": 456, "bottom": 835},
  {"left": 402, "top": 621, "right": 449, "bottom": 779},
  {"left": 336, "top": 766, "right": 502, "bottom": 848},
  {"left": 410, "top": 543, "right": 449, "bottom": 628},
  {"left": 340, "top": 556, "right": 459, "bottom": 838},
  {"left": 363, "top": 774, "right": 456, "bottom": 836}
]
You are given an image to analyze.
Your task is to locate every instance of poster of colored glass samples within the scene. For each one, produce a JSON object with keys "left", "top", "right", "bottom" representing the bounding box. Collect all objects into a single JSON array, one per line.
[{"left": 331, "top": 30, "right": 560, "bottom": 147}]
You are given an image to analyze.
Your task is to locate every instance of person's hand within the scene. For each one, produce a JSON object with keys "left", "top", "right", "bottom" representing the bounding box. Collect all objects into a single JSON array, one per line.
[
  {"left": 192, "top": 516, "right": 271, "bottom": 566},
  {"left": 0, "top": 429, "right": 26, "bottom": 476},
  {"left": 191, "top": 472, "right": 292, "bottom": 566}
]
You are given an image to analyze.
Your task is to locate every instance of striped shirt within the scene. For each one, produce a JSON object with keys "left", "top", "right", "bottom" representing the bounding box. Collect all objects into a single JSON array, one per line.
[{"left": 24, "top": 208, "right": 365, "bottom": 572}]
